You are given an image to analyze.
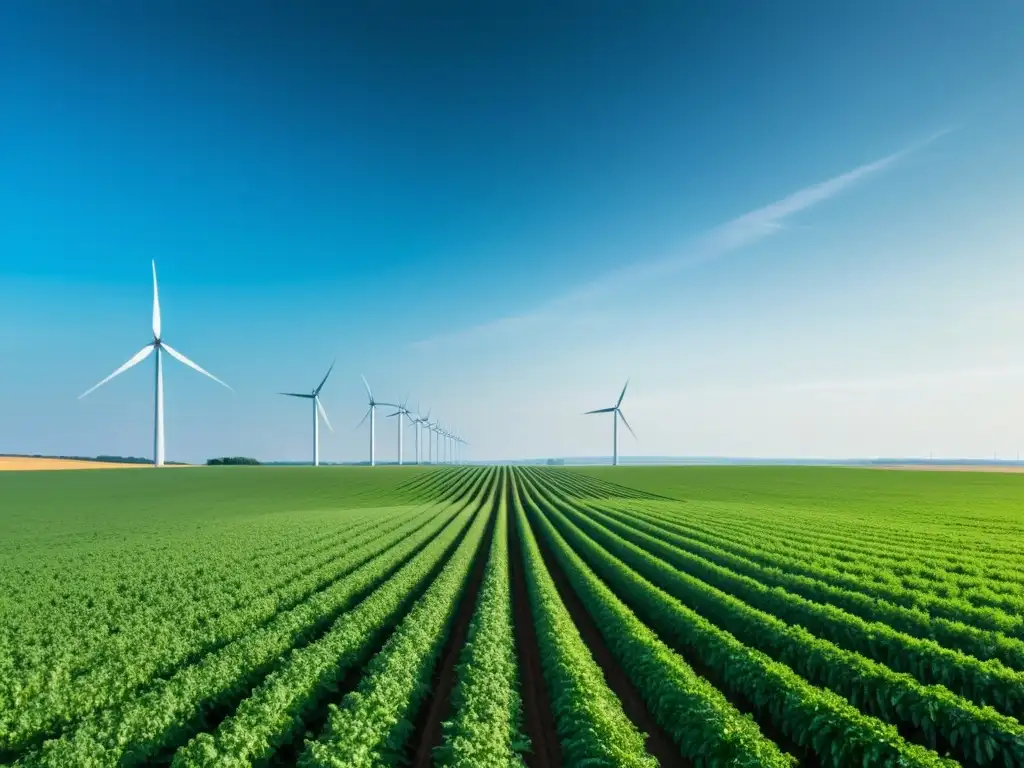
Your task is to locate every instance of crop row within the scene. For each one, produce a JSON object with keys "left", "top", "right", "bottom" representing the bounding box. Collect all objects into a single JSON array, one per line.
[
  {"left": 14, "top": 484, "right": 487, "bottom": 767},
  {"left": 600, "top": 494, "right": 1024, "bottom": 638},
  {"left": 298, "top": 472, "right": 496, "bottom": 766},
  {"left": 516, "top": 469, "right": 958, "bottom": 767},
  {"left": 509, "top": 470, "right": 657, "bottom": 767},
  {"left": 514, "top": 470, "right": 796, "bottom": 766},
  {"left": 567, "top": 496, "right": 1024, "bottom": 718},
  {"left": 174, "top": 472, "right": 496, "bottom": 767},
  {"left": 579, "top": 494, "right": 1024, "bottom": 672},
  {"left": 434, "top": 470, "right": 529, "bottom": 768},
  {"left": 2, "top": 506, "right": 437, "bottom": 754}
]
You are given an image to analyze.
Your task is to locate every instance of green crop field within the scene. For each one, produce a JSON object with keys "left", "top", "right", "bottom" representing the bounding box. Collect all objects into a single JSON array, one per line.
[{"left": 1, "top": 464, "right": 1023, "bottom": 767}]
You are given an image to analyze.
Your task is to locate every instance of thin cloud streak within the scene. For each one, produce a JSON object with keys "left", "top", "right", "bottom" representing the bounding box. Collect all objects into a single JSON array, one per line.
[{"left": 411, "top": 129, "right": 950, "bottom": 351}]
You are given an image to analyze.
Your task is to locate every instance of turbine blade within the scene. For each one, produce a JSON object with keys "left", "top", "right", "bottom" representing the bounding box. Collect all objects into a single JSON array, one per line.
[
  {"left": 386, "top": 410, "right": 401, "bottom": 418},
  {"left": 356, "top": 407, "right": 371, "bottom": 428},
  {"left": 617, "top": 409, "right": 637, "bottom": 439},
  {"left": 152, "top": 261, "right": 161, "bottom": 339},
  {"left": 314, "top": 360, "right": 335, "bottom": 395},
  {"left": 162, "top": 343, "right": 233, "bottom": 391},
  {"left": 616, "top": 378, "right": 629, "bottom": 408},
  {"left": 78, "top": 344, "right": 155, "bottom": 399},
  {"left": 584, "top": 407, "right": 616, "bottom": 415},
  {"left": 361, "top": 374, "right": 373, "bottom": 402},
  {"left": 279, "top": 392, "right": 313, "bottom": 398},
  {"left": 316, "top": 396, "right": 333, "bottom": 432}
]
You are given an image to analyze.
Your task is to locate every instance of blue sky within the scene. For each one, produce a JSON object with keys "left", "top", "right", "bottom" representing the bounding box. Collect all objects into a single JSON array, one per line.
[{"left": 2, "top": 2, "right": 1024, "bottom": 463}]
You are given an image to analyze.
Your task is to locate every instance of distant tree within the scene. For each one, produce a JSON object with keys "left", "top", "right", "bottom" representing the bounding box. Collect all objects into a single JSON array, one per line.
[
  {"left": 546, "top": 458, "right": 565, "bottom": 466},
  {"left": 207, "top": 456, "right": 261, "bottom": 466}
]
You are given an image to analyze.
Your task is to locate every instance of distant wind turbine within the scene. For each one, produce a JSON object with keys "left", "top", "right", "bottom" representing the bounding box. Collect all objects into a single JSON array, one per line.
[
  {"left": 357, "top": 375, "right": 395, "bottom": 467},
  {"left": 584, "top": 379, "right": 635, "bottom": 466},
  {"left": 278, "top": 361, "right": 334, "bottom": 466},
  {"left": 78, "top": 261, "right": 232, "bottom": 467},
  {"left": 411, "top": 407, "right": 430, "bottom": 464},
  {"left": 387, "top": 398, "right": 414, "bottom": 466},
  {"left": 427, "top": 420, "right": 439, "bottom": 464}
]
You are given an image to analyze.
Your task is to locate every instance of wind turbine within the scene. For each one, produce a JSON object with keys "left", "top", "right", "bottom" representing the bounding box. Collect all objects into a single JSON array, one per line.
[
  {"left": 78, "top": 261, "right": 231, "bottom": 467},
  {"left": 440, "top": 425, "right": 450, "bottom": 464},
  {"left": 387, "top": 398, "right": 414, "bottom": 466},
  {"left": 427, "top": 420, "right": 439, "bottom": 464},
  {"left": 278, "top": 361, "right": 334, "bottom": 466},
  {"left": 357, "top": 375, "right": 395, "bottom": 466},
  {"left": 411, "top": 407, "right": 430, "bottom": 464},
  {"left": 584, "top": 379, "right": 635, "bottom": 466}
]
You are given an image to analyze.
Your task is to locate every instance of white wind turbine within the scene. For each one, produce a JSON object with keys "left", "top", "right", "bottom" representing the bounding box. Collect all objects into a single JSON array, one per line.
[
  {"left": 386, "top": 398, "right": 414, "bottom": 466},
  {"left": 357, "top": 375, "right": 395, "bottom": 467},
  {"left": 78, "top": 261, "right": 232, "bottom": 466},
  {"left": 411, "top": 407, "right": 430, "bottom": 464},
  {"left": 278, "top": 361, "right": 334, "bottom": 466},
  {"left": 427, "top": 419, "right": 439, "bottom": 464},
  {"left": 584, "top": 379, "right": 635, "bottom": 466},
  {"left": 443, "top": 426, "right": 453, "bottom": 464}
]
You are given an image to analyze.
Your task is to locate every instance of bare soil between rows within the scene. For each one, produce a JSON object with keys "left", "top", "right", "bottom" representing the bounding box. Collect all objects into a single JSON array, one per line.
[
  {"left": 508, "top": 479, "right": 562, "bottom": 768},
  {"left": 527, "top": 503, "right": 687, "bottom": 767},
  {"left": 409, "top": 502, "right": 496, "bottom": 767}
]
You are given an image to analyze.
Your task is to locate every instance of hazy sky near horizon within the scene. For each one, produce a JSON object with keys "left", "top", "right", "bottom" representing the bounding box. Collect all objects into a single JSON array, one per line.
[{"left": 2, "top": 2, "right": 1024, "bottom": 463}]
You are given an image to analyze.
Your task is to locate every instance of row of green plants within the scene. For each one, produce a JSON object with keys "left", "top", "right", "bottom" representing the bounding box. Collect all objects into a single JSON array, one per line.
[
  {"left": 619, "top": 495, "right": 1024, "bottom": 637},
  {"left": 538, "top": 466, "right": 1023, "bottom": 584},
  {"left": 14, "top": 499, "right": 476, "bottom": 767},
  {"left": 645, "top": 494, "right": 1024, "bottom": 574},
  {"left": 173, "top": 480, "right": 494, "bottom": 767},
  {"left": 2, "top": 507, "right": 434, "bottom": 755},
  {"left": 514, "top": 472, "right": 796, "bottom": 767},
  {"left": 540, "top": 490, "right": 1024, "bottom": 768},
  {"left": 641, "top": 499, "right": 1024, "bottom": 614},
  {"left": 434, "top": 471, "right": 529, "bottom": 767},
  {"left": 587, "top": 494, "right": 1024, "bottom": 672},
  {"left": 1, "top": 507, "right": 373, "bottom": 708},
  {"left": 521, "top": 473, "right": 958, "bottom": 768},
  {"left": 298, "top": 480, "right": 496, "bottom": 766},
  {"left": 1, "top": 464, "right": 480, "bottom": 731},
  {"left": 575, "top": 498, "right": 1024, "bottom": 718},
  {"left": 509, "top": 472, "right": 657, "bottom": 767}
]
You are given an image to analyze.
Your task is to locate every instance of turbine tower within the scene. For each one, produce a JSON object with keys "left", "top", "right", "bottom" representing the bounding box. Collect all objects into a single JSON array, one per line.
[
  {"left": 584, "top": 379, "right": 635, "bottom": 466},
  {"left": 278, "top": 361, "right": 334, "bottom": 466},
  {"left": 387, "top": 398, "right": 414, "bottom": 466},
  {"left": 79, "top": 261, "right": 232, "bottom": 466},
  {"left": 411, "top": 407, "right": 430, "bottom": 464},
  {"left": 427, "top": 420, "right": 439, "bottom": 464},
  {"left": 357, "top": 375, "right": 395, "bottom": 467}
]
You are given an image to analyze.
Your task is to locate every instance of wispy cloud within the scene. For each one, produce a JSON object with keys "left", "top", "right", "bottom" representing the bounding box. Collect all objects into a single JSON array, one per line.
[{"left": 411, "top": 130, "right": 950, "bottom": 351}]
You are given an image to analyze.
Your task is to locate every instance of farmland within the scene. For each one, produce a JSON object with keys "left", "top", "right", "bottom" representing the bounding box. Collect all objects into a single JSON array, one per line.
[{"left": 1, "top": 466, "right": 1023, "bottom": 766}]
